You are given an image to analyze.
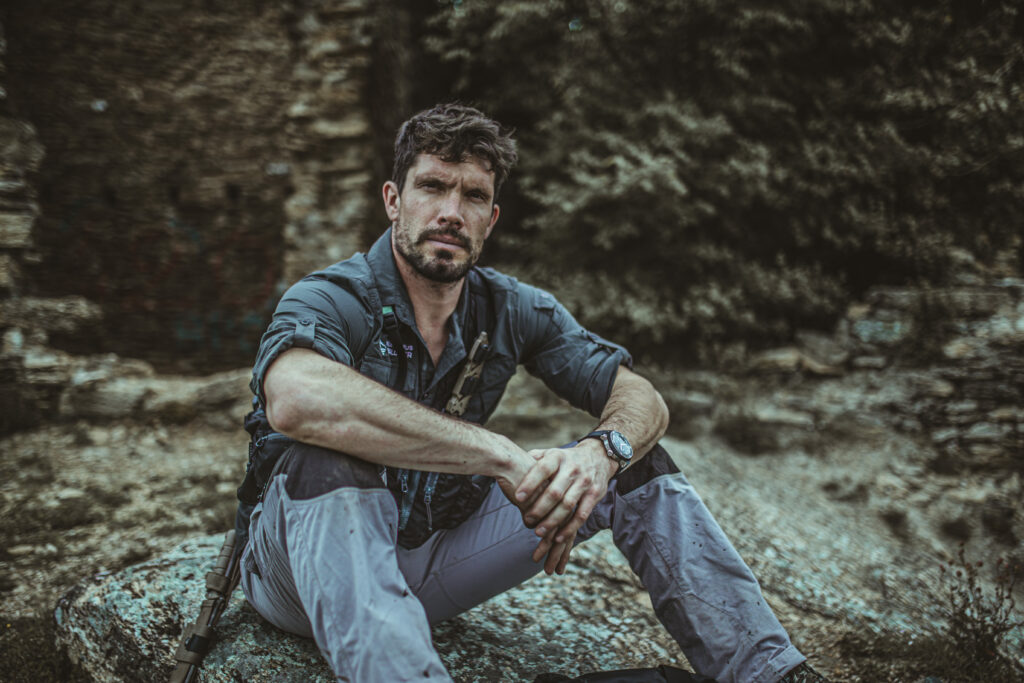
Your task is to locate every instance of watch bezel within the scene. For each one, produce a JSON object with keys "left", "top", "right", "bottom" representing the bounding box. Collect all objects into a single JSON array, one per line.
[{"left": 609, "top": 431, "right": 633, "bottom": 458}]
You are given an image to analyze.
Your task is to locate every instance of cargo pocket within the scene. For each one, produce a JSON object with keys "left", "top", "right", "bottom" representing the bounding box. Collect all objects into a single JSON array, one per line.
[{"left": 476, "top": 353, "right": 517, "bottom": 421}]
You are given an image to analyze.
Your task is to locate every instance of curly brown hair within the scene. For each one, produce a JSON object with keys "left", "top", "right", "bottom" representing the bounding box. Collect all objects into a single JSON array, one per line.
[{"left": 392, "top": 103, "right": 518, "bottom": 200}]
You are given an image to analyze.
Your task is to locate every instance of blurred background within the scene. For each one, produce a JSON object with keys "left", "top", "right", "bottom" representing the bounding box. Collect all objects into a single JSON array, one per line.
[
  {"left": 2, "top": 0, "right": 1021, "bottom": 379},
  {"left": 1, "top": 1, "right": 1022, "bottom": 680}
]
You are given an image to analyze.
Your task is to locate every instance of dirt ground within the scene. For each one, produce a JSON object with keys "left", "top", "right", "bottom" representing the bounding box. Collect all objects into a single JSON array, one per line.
[{"left": 1, "top": 370, "right": 1022, "bottom": 682}]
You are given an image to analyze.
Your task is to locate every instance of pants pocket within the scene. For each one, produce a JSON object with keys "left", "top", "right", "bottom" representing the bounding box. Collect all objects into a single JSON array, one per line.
[{"left": 242, "top": 542, "right": 262, "bottom": 580}]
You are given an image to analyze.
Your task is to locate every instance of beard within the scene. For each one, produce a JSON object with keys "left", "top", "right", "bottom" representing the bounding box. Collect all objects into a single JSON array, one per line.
[{"left": 393, "top": 223, "right": 481, "bottom": 283}]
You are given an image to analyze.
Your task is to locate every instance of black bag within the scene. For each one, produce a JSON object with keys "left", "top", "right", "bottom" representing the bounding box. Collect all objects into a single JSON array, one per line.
[{"left": 234, "top": 406, "right": 294, "bottom": 550}]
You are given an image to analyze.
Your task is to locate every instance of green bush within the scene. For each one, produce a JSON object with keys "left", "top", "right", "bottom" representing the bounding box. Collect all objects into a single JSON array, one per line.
[{"left": 424, "top": 0, "right": 1024, "bottom": 362}]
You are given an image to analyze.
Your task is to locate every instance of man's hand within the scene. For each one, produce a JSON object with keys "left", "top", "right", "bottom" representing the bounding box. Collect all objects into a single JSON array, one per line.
[
  {"left": 495, "top": 449, "right": 541, "bottom": 508},
  {"left": 513, "top": 439, "right": 618, "bottom": 575}
]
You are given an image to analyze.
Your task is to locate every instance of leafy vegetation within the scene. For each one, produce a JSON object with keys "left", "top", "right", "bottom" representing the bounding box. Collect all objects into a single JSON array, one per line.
[{"left": 424, "top": 0, "right": 1024, "bottom": 362}]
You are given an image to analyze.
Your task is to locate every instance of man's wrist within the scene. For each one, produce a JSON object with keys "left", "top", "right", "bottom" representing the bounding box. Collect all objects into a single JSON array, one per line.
[
  {"left": 577, "top": 438, "right": 619, "bottom": 481},
  {"left": 489, "top": 434, "right": 529, "bottom": 481}
]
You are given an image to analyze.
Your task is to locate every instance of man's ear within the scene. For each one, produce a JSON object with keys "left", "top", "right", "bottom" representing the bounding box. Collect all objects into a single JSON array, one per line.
[
  {"left": 383, "top": 181, "right": 401, "bottom": 222},
  {"left": 485, "top": 203, "right": 500, "bottom": 239}
]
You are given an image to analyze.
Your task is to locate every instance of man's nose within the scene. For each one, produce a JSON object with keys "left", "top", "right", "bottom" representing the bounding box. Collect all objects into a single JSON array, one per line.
[{"left": 437, "top": 191, "right": 464, "bottom": 226}]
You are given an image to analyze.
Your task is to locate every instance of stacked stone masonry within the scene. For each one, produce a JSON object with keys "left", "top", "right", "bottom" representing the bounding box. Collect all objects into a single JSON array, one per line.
[
  {"left": 280, "top": 0, "right": 375, "bottom": 283},
  {"left": 0, "top": 2, "right": 378, "bottom": 432},
  {"left": 0, "top": 20, "right": 43, "bottom": 286},
  {"left": 0, "top": 18, "right": 87, "bottom": 433},
  {"left": 1, "top": 1, "right": 377, "bottom": 371},
  {"left": 841, "top": 280, "right": 1024, "bottom": 472}
]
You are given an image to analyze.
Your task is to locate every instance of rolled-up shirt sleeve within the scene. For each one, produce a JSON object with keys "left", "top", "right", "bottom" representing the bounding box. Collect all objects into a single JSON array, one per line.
[
  {"left": 250, "top": 275, "right": 373, "bottom": 406},
  {"left": 515, "top": 283, "right": 633, "bottom": 417}
]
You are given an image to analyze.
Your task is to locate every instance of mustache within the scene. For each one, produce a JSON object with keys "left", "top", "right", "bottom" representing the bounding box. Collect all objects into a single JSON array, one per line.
[{"left": 418, "top": 227, "right": 469, "bottom": 249}]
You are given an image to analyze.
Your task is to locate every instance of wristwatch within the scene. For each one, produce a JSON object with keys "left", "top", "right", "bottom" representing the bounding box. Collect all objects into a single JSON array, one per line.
[{"left": 581, "top": 430, "right": 634, "bottom": 472}]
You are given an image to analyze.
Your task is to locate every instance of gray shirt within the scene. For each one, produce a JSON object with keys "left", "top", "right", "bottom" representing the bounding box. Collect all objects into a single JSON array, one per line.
[{"left": 248, "top": 228, "right": 633, "bottom": 545}]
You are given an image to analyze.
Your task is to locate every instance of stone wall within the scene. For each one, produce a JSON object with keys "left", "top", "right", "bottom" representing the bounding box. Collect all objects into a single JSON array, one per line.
[
  {"left": 0, "top": 19, "right": 102, "bottom": 433},
  {"left": 840, "top": 280, "right": 1024, "bottom": 473},
  {"left": 708, "top": 274, "right": 1024, "bottom": 481},
  {"left": 1, "top": 0, "right": 376, "bottom": 370},
  {"left": 0, "top": 19, "right": 43, "bottom": 294},
  {"left": 276, "top": 0, "right": 375, "bottom": 284},
  {"left": 0, "top": 1, "right": 380, "bottom": 432}
]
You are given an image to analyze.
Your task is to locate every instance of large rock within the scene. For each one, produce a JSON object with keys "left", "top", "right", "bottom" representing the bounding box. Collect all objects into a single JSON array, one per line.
[
  {"left": 0, "top": 296, "right": 103, "bottom": 334},
  {"left": 712, "top": 401, "right": 817, "bottom": 454},
  {"left": 54, "top": 533, "right": 686, "bottom": 683},
  {"left": 60, "top": 367, "right": 251, "bottom": 422},
  {"left": 746, "top": 346, "right": 843, "bottom": 376}
]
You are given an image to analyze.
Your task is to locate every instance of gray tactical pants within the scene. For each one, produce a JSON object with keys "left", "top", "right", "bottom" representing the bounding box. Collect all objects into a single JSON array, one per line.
[{"left": 239, "top": 442, "right": 805, "bottom": 683}]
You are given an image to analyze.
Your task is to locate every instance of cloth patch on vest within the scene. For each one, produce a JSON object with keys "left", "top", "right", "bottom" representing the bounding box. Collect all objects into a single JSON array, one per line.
[{"left": 378, "top": 338, "right": 414, "bottom": 359}]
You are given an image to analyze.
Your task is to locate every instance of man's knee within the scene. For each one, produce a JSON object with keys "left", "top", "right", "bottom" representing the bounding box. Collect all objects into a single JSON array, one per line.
[
  {"left": 279, "top": 441, "right": 385, "bottom": 500},
  {"left": 615, "top": 442, "right": 680, "bottom": 495}
]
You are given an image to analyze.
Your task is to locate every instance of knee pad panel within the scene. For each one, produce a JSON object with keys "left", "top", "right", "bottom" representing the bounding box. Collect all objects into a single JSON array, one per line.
[
  {"left": 280, "top": 442, "right": 385, "bottom": 499},
  {"left": 615, "top": 442, "right": 680, "bottom": 496}
]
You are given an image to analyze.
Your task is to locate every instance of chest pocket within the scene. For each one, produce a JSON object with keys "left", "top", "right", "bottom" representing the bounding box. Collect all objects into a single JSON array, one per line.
[
  {"left": 358, "top": 346, "right": 401, "bottom": 391},
  {"left": 473, "top": 352, "right": 517, "bottom": 424}
]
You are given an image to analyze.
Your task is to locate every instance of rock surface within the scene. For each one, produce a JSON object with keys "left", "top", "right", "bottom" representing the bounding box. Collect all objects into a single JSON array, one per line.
[
  {"left": 54, "top": 533, "right": 681, "bottom": 683},
  {"left": 2, "top": 363, "right": 1022, "bottom": 681}
]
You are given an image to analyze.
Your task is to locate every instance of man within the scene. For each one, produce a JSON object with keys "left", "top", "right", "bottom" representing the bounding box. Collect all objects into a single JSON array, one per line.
[{"left": 237, "top": 103, "right": 825, "bottom": 682}]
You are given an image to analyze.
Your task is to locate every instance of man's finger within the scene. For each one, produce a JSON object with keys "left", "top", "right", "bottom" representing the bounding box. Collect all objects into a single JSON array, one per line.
[
  {"left": 514, "top": 451, "right": 561, "bottom": 505},
  {"left": 534, "top": 527, "right": 576, "bottom": 574},
  {"left": 555, "top": 532, "right": 576, "bottom": 575},
  {"left": 532, "top": 529, "right": 555, "bottom": 564},
  {"left": 532, "top": 475, "right": 589, "bottom": 532},
  {"left": 545, "top": 535, "right": 572, "bottom": 574},
  {"left": 525, "top": 471, "right": 577, "bottom": 530},
  {"left": 552, "top": 487, "right": 603, "bottom": 544},
  {"left": 518, "top": 476, "right": 548, "bottom": 514}
]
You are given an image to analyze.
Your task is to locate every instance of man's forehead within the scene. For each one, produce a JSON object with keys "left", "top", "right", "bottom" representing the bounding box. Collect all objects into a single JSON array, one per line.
[{"left": 409, "top": 153, "right": 495, "bottom": 183}]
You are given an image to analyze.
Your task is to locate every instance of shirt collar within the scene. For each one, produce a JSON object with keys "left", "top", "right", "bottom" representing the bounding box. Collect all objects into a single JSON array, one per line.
[
  {"left": 366, "top": 227, "right": 471, "bottom": 370},
  {"left": 366, "top": 227, "right": 417, "bottom": 327}
]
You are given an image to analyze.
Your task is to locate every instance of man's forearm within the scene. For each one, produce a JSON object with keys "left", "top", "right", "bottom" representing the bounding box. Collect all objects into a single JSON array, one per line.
[
  {"left": 592, "top": 366, "right": 669, "bottom": 465},
  {"left": 264, "top": 348, "right": 526, "bottom": 481}
]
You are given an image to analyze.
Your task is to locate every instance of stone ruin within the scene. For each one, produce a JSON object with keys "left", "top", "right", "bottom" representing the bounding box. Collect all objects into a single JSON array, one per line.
[{"left": 0, "top": 1, "right": 384, "bottom": 434}]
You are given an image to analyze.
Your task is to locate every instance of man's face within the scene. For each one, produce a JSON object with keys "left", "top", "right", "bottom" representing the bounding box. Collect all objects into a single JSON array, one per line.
[{"left": 384, "top": 154, "right": 500, "bottom": 284}]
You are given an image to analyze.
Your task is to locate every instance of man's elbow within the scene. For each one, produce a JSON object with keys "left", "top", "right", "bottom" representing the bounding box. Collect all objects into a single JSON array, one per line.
[
  {"left": 264, "top": 358, "right": 307, "bottom": 436},
  {"left": 636, "top": 373, "right": 669, "bottom": 438},
  {"left": 265, "top": 394, "right": 296, "bottom": 435}
]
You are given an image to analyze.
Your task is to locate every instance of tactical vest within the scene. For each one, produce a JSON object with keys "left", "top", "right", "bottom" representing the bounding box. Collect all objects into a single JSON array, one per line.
[{"left": 235, "top": 258, "right": 509, "bottom": 550}]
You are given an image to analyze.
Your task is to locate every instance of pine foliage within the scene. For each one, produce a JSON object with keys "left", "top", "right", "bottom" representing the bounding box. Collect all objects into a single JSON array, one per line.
[{"left": 425, "top": 0, "right": 1024, "bottom": 361}]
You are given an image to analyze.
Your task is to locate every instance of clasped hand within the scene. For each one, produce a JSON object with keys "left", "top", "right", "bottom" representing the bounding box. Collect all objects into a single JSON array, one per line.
[{"left": 503, "top": 440, "right": 618, "bottom": 575}]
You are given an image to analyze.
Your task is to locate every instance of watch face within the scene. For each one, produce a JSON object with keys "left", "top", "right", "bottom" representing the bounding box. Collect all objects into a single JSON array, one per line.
[{"left": 610, "top": 431, "right": 633, "bottom": 458}]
